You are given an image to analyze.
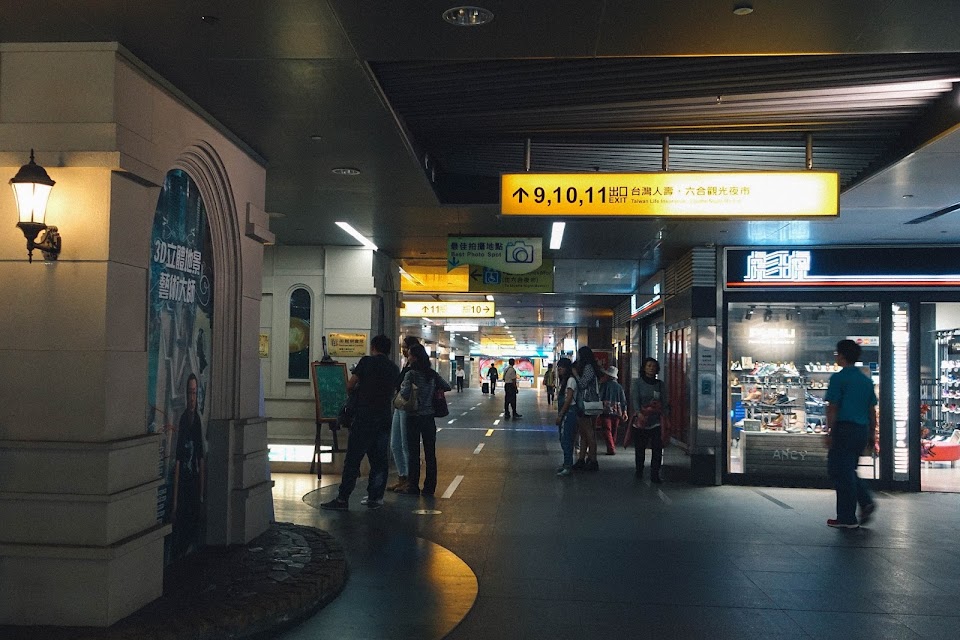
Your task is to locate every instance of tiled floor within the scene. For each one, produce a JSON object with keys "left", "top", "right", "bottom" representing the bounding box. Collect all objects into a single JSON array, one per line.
[{"left": 274, "top": 387, "right": 960, "bottom": 639}]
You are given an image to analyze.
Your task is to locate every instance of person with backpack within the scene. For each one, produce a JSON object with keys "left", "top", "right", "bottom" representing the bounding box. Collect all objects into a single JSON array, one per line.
[{"left": 573, "top": 346, "right": 601, "bottom": 471}]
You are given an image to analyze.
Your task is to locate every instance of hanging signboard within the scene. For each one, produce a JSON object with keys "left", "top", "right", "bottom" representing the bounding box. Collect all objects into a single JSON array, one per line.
[
  {"left": 400, "top": 301, "right": 496, "bottom": 318},
  {"left": 447, "top": 236, "right": 543, "bottom": 275},
  {"left": 468, "top": 260, "right": 554, "bottom": 293},
  {"left": 501, "top": 172, "right": 839, "bottom": 218}
]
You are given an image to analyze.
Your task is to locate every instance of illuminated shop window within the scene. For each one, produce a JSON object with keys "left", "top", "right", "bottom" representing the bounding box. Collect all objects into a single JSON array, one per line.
[
  {"left": 726, "top": 302, "right": 880, "bottom": 480},
  {"left": 289, "top": 288, "right": 311, "bottom": 379}
]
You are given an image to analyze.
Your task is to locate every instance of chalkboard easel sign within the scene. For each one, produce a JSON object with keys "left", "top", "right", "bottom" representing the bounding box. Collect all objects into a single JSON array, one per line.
[
  {"left": 311, "top": 360, "right": 349, "bottom": 421},
  {"left": 310, "top": 360, "right": 348, "bottom": 477}
]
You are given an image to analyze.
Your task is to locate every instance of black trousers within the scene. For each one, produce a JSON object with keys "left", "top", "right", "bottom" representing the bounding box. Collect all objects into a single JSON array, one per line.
[
  {"left": 504, "top": 382, "right": 518, "bottom": 416},
  {"left": 634, "top": 425, "right": 663, "bottom": 475},
  {"left": 338, "top": 427, "right": 390, "bottom": 501},
  {"left": 405, "top": 414, "right": 438, "bottom": 493},
  {"left": 456, "top": 377, "right": 464, "bottom": 392}
]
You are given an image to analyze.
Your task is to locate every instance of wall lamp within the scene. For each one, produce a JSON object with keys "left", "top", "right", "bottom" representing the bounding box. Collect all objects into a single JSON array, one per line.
[{"left": 10, "top": 150, "right": 60, "bottom": 263}]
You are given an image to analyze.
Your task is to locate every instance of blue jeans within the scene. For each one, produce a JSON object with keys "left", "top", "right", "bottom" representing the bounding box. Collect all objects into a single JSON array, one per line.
[
  {"left": 390, "top": 409, "right": 409, "bottom": 476},
  {"left": 338, "top": 422, "right": 391, "bottom": 502},
  {"left": 827, "top": 421, "right": 874, "bottom": 523},
  {"left": 559, "top": 411, "right": 578, "bottom": 467}
]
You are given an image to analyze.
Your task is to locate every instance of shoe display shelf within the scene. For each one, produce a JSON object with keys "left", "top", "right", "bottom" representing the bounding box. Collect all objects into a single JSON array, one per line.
[
  {"left": 734, "top": 361, "right": 805, "bottom": 433},
  {"left": 731, "top": 360, "right": 845, "bottom": 435}
]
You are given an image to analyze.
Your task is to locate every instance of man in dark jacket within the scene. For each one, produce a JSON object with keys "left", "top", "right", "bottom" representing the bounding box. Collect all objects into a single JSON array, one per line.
[{"left": 322, "top": 335, "right": 400, "bottom": 510}]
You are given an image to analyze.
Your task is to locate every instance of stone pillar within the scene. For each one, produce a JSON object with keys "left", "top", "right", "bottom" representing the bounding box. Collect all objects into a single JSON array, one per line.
[{"left": 0, "top": 43, "right": 271, "bottom": 626}]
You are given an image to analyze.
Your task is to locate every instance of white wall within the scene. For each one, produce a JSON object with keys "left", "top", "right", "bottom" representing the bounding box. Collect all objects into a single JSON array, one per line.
[{"left": 261, "top": 245, "right": 395, "bottom": 460}]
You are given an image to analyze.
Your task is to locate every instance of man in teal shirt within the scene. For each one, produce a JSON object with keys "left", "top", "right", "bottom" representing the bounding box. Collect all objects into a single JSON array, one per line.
[{"left": 824, "top": 339, "right": 878, "bottom": 528}]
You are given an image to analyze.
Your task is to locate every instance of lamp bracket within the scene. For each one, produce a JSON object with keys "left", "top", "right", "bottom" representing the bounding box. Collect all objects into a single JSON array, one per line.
[{"left": 16, "top": 221, "right": 60, "bottom": 263}]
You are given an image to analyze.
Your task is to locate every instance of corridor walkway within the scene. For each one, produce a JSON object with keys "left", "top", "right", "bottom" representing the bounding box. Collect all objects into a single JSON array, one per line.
[{"left": 274, "top": 386, "right": 960, "bottom": 640}]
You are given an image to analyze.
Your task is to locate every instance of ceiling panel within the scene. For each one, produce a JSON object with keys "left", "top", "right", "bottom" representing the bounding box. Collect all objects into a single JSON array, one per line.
[{"left": 4, "top": 1, "right": 960, "bottom": 337}]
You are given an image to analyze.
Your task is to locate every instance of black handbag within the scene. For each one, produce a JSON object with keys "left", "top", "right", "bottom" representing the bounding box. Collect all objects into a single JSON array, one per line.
[{"left": 432, "top": 372, "right": 449, "bottom": 418}]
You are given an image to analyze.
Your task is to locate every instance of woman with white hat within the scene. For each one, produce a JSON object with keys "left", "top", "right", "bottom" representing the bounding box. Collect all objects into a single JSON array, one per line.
[{"left": 598, "top": 365, "right": 627, "bottom": 455}]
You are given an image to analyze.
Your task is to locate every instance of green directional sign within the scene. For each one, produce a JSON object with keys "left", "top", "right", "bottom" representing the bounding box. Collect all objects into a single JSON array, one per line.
[
  {"left": 468, "top": 260, "right": 554, "bottom": 293},
  {"left": 447, "top": 236, "right": 543, "bottom": 275}
]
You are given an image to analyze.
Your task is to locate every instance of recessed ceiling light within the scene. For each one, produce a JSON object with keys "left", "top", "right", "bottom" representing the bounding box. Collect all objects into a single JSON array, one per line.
[
  {"left": 331, "top": 167, "right": 361, "bottom": 176},
  {"left": 732, "top": 2, "right": 754, "bottom": 15},
  {"left": 200, "top": 15, "right": 219, "bottom": 24},
  {"left": 902, "top": 194, "right": 914, "bottom": 198},
  {"left": 486, "top": 294, "right": 494, "bottom": 301},
  {"left": 442, "top": 6, "right": 494, "bottom": 26},
  {"left": 310, "top": 135, "right": 323, "bottom": 142}
]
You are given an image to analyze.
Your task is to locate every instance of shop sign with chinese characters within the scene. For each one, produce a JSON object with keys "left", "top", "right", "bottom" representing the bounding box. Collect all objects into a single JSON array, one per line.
[
  {"left": 328, "top": 333, "right": 368, "bottom": 357},
  {"left": 448, "top": 236, "right": 542, "bottom": 275},
  {"left": 400, "top": 301, "right": 496, "bottom": 318},
  {"left": 501, "top": 172, "right": 838, "bottom": 217}
]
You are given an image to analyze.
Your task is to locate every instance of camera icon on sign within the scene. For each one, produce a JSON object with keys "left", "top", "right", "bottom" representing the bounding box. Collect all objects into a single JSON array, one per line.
[{"left": 505, "top": 241, "right": 535, "bottom": 264}]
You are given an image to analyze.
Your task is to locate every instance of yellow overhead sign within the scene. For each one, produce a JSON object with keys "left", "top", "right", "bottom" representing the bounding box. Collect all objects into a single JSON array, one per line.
[
  {"left": 400, "top": 264, "right": 470, "bottom": 292},
  {"left": 400, "top": 301, "right": 496, "bottom": 318},
  {"left": 501, "top": 172, "right": 839, "bottom": 218}
]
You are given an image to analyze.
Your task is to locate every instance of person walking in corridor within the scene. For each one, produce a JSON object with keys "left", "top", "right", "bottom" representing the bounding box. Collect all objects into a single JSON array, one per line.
[
  {"left": 487, "top": 363, "right": 499, "bottom": 396},
  {"left": 503, "top": 358, "right": 522, "bottom": 419},
  {"left": 456, "top": 365, "right": 465, "bottom": 392},
  {"left": 631, "top": 357, "right": 667, "bottom": 483},
  {"left": 825, "top": 339, "right": 878, "bottom": 529},
  {"left": 398, "top": 343, "right": 451, "bottom": 496},
  {"left": 321, "top": 335, "right": 400, "bottom": 511},
  {"left": 543, "top": 363, "right": 556, "bottom": 405}
]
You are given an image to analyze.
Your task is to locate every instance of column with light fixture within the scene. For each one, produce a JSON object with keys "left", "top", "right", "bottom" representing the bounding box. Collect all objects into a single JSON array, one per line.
[{"left": 0, "top": 43, "right": 273, "bottom": 627}]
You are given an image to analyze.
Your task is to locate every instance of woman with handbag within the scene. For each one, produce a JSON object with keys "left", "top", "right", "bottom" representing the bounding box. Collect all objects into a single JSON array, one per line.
[
  {"left": 573, "top": 346, "right": 602, "bottom": 472},
  {"left": 631, "top": 357, "right": 668, "bottom": 483},
  {"left": 388, "top": 336, "right": 420, "bottom": 493},
  {"left": 396, "top": 343, "right": 451, "bottom": 496}
]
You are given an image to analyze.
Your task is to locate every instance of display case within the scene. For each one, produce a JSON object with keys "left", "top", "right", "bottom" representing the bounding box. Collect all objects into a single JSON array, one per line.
[{"left": 726, "top": 302, "right": 881, "bottom": 480}]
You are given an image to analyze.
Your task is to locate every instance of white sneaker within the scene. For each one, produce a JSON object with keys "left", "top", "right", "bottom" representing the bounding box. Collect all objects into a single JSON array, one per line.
[
  {"left": 556, "top": 466, "right": 572, "bottom": 477},
  {"left": 360, "top": 496, "right": 384, "bottom": 509}
]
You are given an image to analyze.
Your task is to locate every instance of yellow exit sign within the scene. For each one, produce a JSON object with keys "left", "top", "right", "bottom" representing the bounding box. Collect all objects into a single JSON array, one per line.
[
  {"left": 501, "top": 172, "right": 839, "bottom": 217},
  {"left": 400, "top": 301, "right": 496, "bottom": 318}
]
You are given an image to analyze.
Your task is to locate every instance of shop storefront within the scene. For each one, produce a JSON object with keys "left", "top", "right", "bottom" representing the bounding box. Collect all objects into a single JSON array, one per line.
[{"left": 722, "top": 246, "right": 960, "bottom": 492}]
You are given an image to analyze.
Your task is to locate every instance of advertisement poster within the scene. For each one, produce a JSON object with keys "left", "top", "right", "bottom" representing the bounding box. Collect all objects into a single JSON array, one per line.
[{"left": 146, "top": 169, "right": 214, "bottom": 563}]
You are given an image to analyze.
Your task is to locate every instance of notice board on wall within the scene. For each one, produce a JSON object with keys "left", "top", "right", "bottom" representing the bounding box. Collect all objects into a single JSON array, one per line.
[{"left": 310, "top": 361, "right": 348, "bottom": 421}]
